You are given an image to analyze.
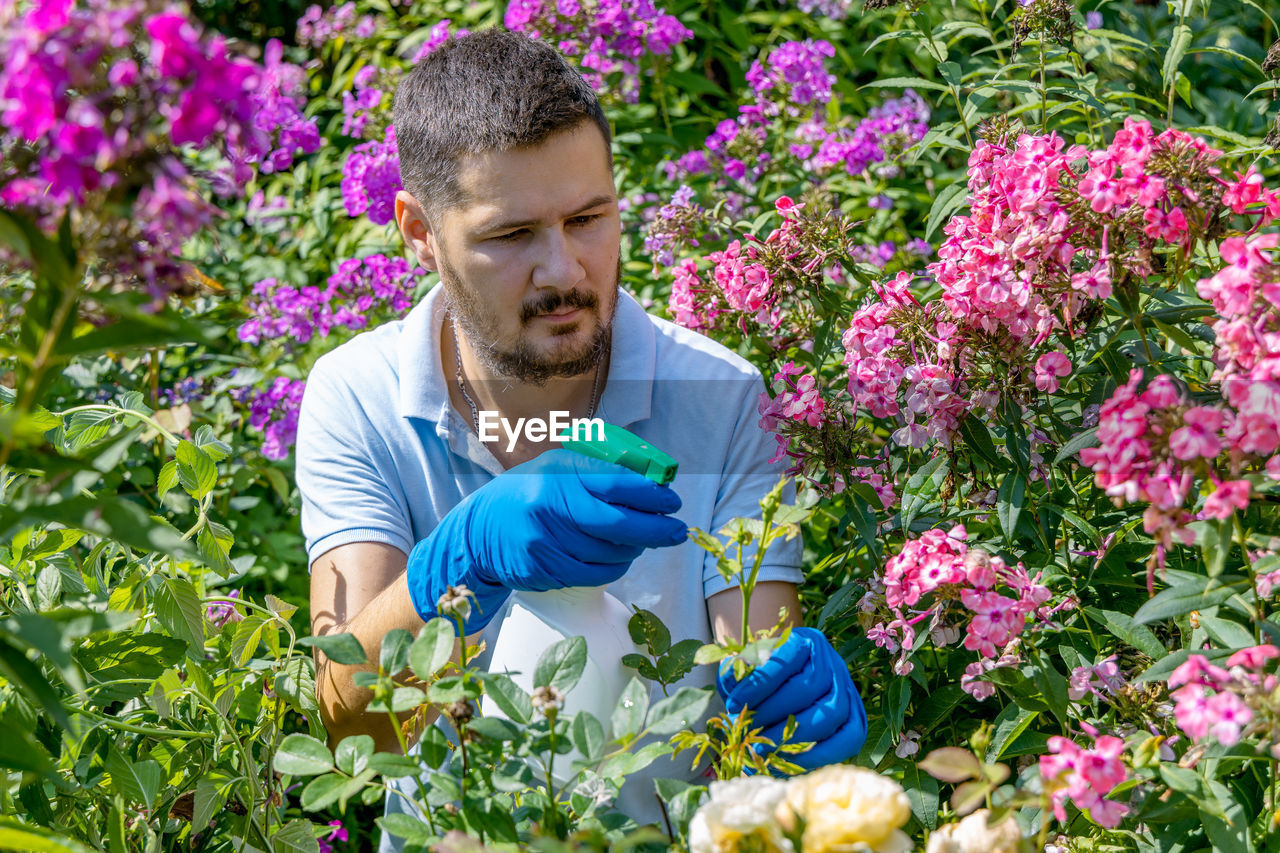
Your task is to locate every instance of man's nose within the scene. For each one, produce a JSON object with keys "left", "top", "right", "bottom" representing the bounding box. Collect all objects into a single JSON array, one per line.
[{"left": 532, "top": 226, "right": 586, "bottom": 290}]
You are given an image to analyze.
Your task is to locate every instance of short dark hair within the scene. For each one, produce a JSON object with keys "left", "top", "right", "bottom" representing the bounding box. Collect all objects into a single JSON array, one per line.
[{"left": 393, "top": 29, "right": 612, "bottom": 224}]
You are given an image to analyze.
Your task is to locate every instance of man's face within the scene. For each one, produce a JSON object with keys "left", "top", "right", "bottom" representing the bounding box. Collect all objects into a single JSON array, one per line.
[{"left": 420, "top": 121, "right": 621, "bottom": 385}]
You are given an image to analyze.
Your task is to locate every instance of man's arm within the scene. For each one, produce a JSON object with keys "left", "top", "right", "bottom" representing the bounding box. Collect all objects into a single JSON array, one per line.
[
  {"left": 311, "top": 542, "right": 468, "bottom": 753},
  {"left": 707, "top": 580, "right": 802, "bottom": 644}
]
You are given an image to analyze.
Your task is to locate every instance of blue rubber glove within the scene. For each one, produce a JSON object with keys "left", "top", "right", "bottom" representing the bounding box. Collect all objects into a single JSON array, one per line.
[
  {"left": 717, "top": 627, "right": 867, "bottom": 771},
  {"left": 406, "top": 448, "right": 687, "bottom": 633}
]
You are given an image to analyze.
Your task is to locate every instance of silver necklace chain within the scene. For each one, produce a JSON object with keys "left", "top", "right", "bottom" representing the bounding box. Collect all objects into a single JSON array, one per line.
[{"left": 450, "top": 313, "right": 604, "bottom": 436}]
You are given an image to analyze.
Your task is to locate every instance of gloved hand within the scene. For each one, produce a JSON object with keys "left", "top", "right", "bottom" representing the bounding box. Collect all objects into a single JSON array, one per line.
[
  {"left": 717, "top": 627, "right": 867, "bottom": 771},
  {"left": 406, "top": 448, "right": 687, "bottom": 633}
]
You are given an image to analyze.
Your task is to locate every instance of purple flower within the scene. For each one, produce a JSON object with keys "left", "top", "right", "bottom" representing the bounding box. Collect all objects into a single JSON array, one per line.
[
  {"left": 341, "top": 125, "right": 400, "bottom": 224},
  {"left": 207, "top": 590, "right": 243, "bottom": 628},
  {"left": 317, "top": 820, "right": 348, "bottom": 853},
  {"left": 504, "top": 0, "right": 692, "bottom": 102},
  {"left": 1086, "top": 10, "right": 1103, "bottom": 29}
]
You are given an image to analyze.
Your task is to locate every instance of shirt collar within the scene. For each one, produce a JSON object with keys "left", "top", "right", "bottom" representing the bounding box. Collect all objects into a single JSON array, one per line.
[{"left": 397, "top": 284, "right": 655, "bottom": 427}]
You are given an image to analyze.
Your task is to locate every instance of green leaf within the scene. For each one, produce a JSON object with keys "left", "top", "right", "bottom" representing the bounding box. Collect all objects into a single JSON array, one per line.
[
  {"left": 197, "top": 522, "right": 234, "bottom": 577},
  {"left": 478, "top": 672, "right": 533, "bottom": 725},
  {"left": 299, "top": 632, "right": 367, "bottom": 665},
  {"left": 377, "top": 813, "right": 435, "bottom": 844},
  {"left": 106, "top": 750, "right": 161, "bottom": 810},
  {"left": 533, "top": 635, "right": 587, "bottom": 693},
  {"left": 154, "top": 577, "right": 205, "bottom": 651},
  {"left": 335, "top": 734, "right": 373, "bottom": 776},
  {"left": 156, "top": 461, "right": 179, "bottom": 500},
  {"left": 918, "top": 747, "right": 982, "bottom": 783},
  {"left": 900, "top": 455, "right": 948, "bottom": 530},
  {"left": 996, "top": 471, "right": 1025, "bottom": 543},
  {"left": 25, "top": 527, "right": 84, "bottom": 561},
  {"left": 628, "top": 608, "right": 671, "bottom": 655},
  {"left": 958, "top": 415, "right": 1000, "bottom": 466},
  {"left": 645, "top": 686, "right": 711, "bottom": 735},
  {"left": 861, "top": 76, "right": 949, "bottom": 94},
  {"left": 1134, "top": 647, "right": 1231, "bottom": 684},
  {"left": 175, "top": 440, "right": 217, "bottom": 500},
  {"left": 657, "top": 638, "right": 702, "bottom": 684},
  {"left": 380, "top": 627, "right": 413, "bottom": 675},
  {"left": 368, "top": 753, "right": 422, "bottom": 778},
  {"left": 271, "top": 818, "right": 322, "bottom": 853},
  {"left": 986, "top": 704, "right": 1038, "bottom": 761},
  {"left": 925, "top": 182, "right": 968, "bottom": 241},
  {"left": 275, "top": 734, "right": 334, "bottom": 776},
  {"left": 1133, "top": 576, "right": 1252, "bottom": 625},
  {"left": 369, "top": 686, "right": 426, "bottom": 714},
  {"left": 1085, "top": 608, "right": 1166, "bottom": 659},
  {"left": 0, "top": 820, "right": 96, "bottom": 853},
  {"left": 301, "top": 774, "right": 347, "bottom": 811},
  {"left": 902, "top": 762, "right": 940, "bottom": 830},
  {"left": 1053, "top": 427, "right": 1099, "bottom": 464},
  {"left": 192, "top": 778, "right": 222, "bottom": 833},
  {"left": 231, "top": 615, "right": 268, "bottom": 665},
  {"left": 1162, "top": 24, "right": 1192, "bottom": 91},
  {"left": 571, "top": 711, "right": 606, "bottom": 761},
  {"left": 409, "top": 618, "right": 455, "bottom": 680},
  {"left": 611, "top": 677, "right": 648, "bottom": 742}
]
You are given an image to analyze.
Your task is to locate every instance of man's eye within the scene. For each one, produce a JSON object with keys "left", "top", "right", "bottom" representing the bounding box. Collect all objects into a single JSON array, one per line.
[
  {"left": 492, "top": 229, "right": 526, "bottom": 242},
  {"left": 570, "top": 214, "right": 601, "bottom": 226}
]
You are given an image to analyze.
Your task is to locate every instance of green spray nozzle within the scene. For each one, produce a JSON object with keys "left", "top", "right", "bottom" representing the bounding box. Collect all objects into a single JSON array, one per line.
[{"left": 562, "top": 423, "right": 678, "bottom": 485}]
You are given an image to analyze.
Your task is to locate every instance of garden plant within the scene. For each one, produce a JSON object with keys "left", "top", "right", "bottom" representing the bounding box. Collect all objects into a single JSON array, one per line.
[{"left": 2, "top": 0, "right": 1280, "bottom": 851}]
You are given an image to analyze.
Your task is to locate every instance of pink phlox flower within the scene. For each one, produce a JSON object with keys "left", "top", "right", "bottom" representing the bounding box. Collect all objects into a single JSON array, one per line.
[
  {"left": 1168, "top": 405, "right": 1224, "bottom": 460},
  {"left": 1168, "top": 654, "right": 1231, "bottom": 689},
  {"left": 1034, "top": 350, "right": 1072, "bottom": 393},
  {"left": 1226, "top": 644, "right": 1279, "bottom": 670},
  {"left": 1201, "top": 479, "right": 1251, "bottom": 520},
  {"left": 1222, "top": 167, "right": 1265, "bottom": 215}
]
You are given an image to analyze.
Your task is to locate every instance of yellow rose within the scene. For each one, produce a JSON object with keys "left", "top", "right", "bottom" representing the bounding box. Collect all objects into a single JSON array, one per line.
[
  {"left": 775, "top": 766, "right": 913, "bottom": 853},
  {"left": 689, "top": 777, "right": 795, "bottom": 853},
  {"left": 925, "top": 809, "right": 1024, "bottom": 853}
]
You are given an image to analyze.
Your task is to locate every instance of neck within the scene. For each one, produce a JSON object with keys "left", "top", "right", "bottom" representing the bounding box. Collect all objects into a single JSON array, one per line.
[{"left": 446, "top": 317, "right": 608, "bottom": 429}]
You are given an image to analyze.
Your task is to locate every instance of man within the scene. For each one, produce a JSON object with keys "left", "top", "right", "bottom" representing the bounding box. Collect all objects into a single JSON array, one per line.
[{"left": 296, "top": 28, "right": 864, "bottom": 847}]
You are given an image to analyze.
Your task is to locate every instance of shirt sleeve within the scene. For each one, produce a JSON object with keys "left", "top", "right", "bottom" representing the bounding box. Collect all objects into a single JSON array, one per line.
[
  {"left": 295, "top": 357, "right": 415, "bottom": 567},
  {"left": 701, "top": 371, "right": 805, "bottom": 600}
]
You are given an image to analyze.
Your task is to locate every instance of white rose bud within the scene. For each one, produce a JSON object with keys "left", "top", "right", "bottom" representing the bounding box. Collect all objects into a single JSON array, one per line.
[
  {"left": 530, "top": 684, "right": 565, "bottom": 716},
  {"left": 775, "top": 766, "right": 912, "bottom": 853},
  {"left": 689, "top": 777, "right": 793, "bottom": 853},
  {"left": 925, "top": 809, "right": 1024, "bottom": 853}
]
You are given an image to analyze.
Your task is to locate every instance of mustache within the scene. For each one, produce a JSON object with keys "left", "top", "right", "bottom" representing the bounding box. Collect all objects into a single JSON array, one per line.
[{"left": 519, "top": 289, "right": 598, "bottom": 323}]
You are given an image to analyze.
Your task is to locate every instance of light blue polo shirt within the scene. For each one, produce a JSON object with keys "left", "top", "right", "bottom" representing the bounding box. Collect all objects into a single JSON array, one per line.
[{"left": 294, "top": 282, "right": 803, "bottom": 838}]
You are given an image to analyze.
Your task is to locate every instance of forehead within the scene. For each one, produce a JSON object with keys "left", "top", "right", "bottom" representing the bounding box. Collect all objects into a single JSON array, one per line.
[{"left": 449, "top": 123, "right": 615, "bottom": 230}]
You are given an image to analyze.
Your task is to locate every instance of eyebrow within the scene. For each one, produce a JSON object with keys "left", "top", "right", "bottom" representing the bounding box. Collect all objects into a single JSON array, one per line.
[{"left": 475, "top": 194, "right": 617, "bottom": 236}]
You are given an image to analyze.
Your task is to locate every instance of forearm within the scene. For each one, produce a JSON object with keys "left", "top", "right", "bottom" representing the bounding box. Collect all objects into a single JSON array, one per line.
[
  {"left": 316, "top": 572, "right": 444, "bottom": 753},
  {"left": 708, "top": 581, "right": 803, "bottom": 645}
]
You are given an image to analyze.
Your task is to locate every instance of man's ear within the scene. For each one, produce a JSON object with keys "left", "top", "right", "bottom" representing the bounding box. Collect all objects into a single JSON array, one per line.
[{"left": 395, "top": 190, "right": 440, "bottom": 272}]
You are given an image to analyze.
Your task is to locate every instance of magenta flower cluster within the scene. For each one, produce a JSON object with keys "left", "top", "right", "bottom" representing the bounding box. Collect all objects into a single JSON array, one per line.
[
  {"left": 858, "top": 525, "right": 1060, "bottom": 695},
  {"left": 412, "top": 19, "right": 471, "bottom": 62},
  {"left": 796, "top": 90, "right": 930, "bottom": 179},
  {"left": 1039, "top": 726, "right": 1131, "bottom": 828},
  {"left": 745, "top": 39, "right": 837, "bottom": 116},
  {"left": 1169, "top": 646, "right": 1280, "bottom": 754},
  {"left": 0, "top": 0, "right": 318, "bottom": 297},
  {"left": 297, "top": 2, "right": 377, "bottom": 48},
  {"left": 238, "top": 253, "right": 421, "bottom": 347},
  {"left": 1078, "top": 368, "right": 1275, "bottom": 589},
  {"left": 341, "top": 125, "right": 401, "bottom": 225},
  {"left": 504, "top": 0, "right": 692, "bottom": 103},
  {"left": 245, "top": 377, "right": 307, "bottom": 462},
  {"left": 342, "top": 65, "right": 383, "bottom": 138},
  {"left": 659, "top": 39, "right": 929, "bottom": 198},
  {"left": 237, "top": 254, "right": 421, "bottom": 459}
]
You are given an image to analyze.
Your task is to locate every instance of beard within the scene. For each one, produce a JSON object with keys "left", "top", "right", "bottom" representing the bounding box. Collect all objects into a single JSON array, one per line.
[{"left": 440, "top": 255, "right": 619, "bottom": 385}]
